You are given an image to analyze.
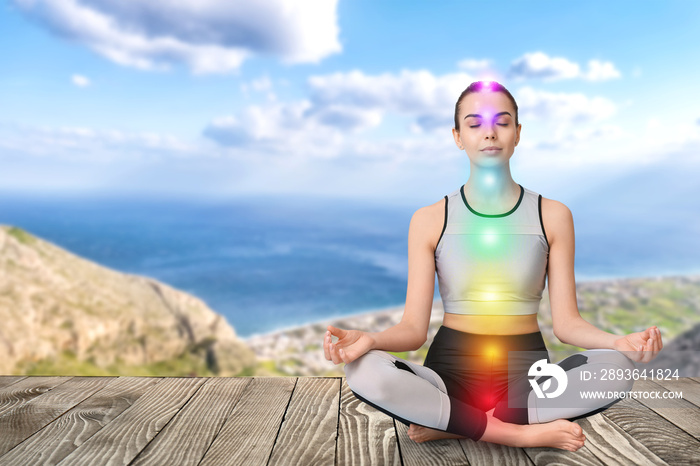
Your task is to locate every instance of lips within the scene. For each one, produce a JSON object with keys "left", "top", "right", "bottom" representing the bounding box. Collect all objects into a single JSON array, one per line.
[{"left": 481, "top": 146, "right": 502, "bottom": 151}]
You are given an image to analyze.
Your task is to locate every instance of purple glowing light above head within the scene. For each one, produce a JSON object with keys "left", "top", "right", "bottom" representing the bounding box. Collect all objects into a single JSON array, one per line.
[{"left": 481, "top": 81, "right": 493, "bottom": 90}]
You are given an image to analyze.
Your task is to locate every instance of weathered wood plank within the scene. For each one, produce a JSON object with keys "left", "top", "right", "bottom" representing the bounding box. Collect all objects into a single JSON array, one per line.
[
  {"left": 602, "top": 396, "right": 700, "bottom": 465},
  {"left": 130, "top": 377, "right": 249, "bottom": 466},
  {"left": 459, "top": 438, "right": 533, "bottom": 466},
  {"left": 57, "top": 377, "right": 205, "bottom": 466},
  {"left": 0, "top": 377, "right": 113, "bottom": 456},
  {"left": 0, "top": 377, "right": 161, "bottom": 465},
  {"left": 394, "top": 422, "right": 471, "bottom": 466},
  {"left": 654, "top": 377, "right": 700, "bottom": 409},
  {"left": 575, "top": 412, "right": 667, "bottom": 465},
  {"left": 1, "top": 376, "right": 699, "bottom": 465},
  {"left": 0, "top": 376, "right": 71, "bottom": 418},
  {"left": 522, "top": 419, "right": 605, "bottom": 466},
  {"left": 198, "top": 377, "right": 296, "bottom": 466},
  {"left": 0, "top": 377, "right": 26, "bottom": 390},
  {"left": 630, "top": 379, "right": 700, "bottom": 439},
  {"left": 524, "top": 445, "right": 604, "bottom": 466},
  {"left": 268, "top": 377, "right": 340, "bottom": 466},
  {"left": 337, "top": 378, "right": 400, "bottom": 465}
]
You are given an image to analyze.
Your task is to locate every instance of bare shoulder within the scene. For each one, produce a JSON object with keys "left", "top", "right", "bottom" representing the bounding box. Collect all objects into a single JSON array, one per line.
[
  {"left": 540, "top": 197, "right": 574, "bottom": 245},
  {"left": 410, "top": 197, "right": 447, "bottom": 250}
]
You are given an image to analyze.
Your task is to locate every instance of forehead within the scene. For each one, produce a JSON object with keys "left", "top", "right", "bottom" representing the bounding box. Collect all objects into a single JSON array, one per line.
[{"left": 459, "top": 91, "right": 514, "bottom": 117}]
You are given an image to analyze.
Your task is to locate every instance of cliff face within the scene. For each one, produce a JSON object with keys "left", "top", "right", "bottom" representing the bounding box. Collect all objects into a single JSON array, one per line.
[{"left": 0, "top": 225, "right": 256, "bottom": 376}]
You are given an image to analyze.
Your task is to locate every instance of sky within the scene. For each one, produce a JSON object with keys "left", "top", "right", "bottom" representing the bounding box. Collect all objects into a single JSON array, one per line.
[{"left": 1, "top": 0, "right": 700, "bottom": 208}]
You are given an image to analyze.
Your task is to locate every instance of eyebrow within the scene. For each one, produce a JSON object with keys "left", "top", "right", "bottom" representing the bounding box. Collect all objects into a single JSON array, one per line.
[{"left": 464, "top": 111, "right": 512, "bottom": 120}]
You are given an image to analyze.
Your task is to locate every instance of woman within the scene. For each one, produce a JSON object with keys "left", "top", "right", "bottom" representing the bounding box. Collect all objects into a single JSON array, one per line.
[{"left": 323, "top": 81, "right": 662, "bottom": 451}]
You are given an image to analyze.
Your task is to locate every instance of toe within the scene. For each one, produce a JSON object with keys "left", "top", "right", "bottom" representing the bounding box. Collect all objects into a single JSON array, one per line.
[{"left": 572, "top": 423, "right": 582, "bottom": 436}]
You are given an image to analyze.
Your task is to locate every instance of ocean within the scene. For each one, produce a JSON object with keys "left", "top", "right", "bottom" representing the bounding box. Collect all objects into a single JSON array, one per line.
[{"left": 1, "top": 193, "right": 698, "bottom": 338}]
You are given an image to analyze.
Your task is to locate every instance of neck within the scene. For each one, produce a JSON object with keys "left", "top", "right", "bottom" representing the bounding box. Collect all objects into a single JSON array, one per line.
[{"left": 464, "top": 163, "right": 519, "bottom": 207}]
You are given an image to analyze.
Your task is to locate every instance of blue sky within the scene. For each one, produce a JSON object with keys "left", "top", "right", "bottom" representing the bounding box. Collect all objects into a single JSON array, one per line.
[{"left": 1, "top": 0, "right": 699, "bottom": 208}]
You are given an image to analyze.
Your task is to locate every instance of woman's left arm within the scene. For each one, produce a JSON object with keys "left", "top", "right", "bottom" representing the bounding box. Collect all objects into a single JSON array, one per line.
[{"left": 544, "top": 198, "right": 663, "bottom": 360}]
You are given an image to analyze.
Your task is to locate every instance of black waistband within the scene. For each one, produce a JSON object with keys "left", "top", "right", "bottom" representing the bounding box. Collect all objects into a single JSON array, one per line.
[{"left": 433, "top": 325, "right": 547, "bottom": 353}]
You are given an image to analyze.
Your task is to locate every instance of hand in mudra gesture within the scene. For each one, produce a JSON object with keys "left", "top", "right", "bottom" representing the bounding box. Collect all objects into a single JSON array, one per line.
[
  {"left": 613, "top": 326, "right": 663, "bottom": 363},
  {"left": 324, "top": 325, "right": 375, "bottom": 365}
]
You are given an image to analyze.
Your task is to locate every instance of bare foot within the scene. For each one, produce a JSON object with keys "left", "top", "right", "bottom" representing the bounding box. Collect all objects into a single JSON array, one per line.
[
  {"left": 480, "top": 411, "right": 586, "bottom": 452},
  {"left": 516, "top": 419, "right": 586, "bottom": 452},
  {"left": 407, "top": 423, "right": 467, "bottom": 443}
]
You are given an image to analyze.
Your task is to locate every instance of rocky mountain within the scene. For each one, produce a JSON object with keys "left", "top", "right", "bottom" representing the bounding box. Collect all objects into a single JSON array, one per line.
[{"left": 0, "top": 225, "right": 256, "bottom": 376}]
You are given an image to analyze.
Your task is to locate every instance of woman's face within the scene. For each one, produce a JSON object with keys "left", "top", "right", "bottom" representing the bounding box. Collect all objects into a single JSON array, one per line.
[{"left": 452, "top": 91, "right": 521, "bottom": 167}]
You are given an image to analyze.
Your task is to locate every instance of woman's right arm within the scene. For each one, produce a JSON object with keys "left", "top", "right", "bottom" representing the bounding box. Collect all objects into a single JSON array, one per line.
[
  {"left": 324, "top": 200, "right": 444, "bottom": 364},
  {"left": 367, "top": 204, "right": 442, "bottom": 352}
]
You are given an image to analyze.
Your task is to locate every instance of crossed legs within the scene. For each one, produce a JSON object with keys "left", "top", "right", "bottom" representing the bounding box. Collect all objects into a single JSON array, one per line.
[{"left": 344, "top": 348, "right": 632, "bottom": 451}]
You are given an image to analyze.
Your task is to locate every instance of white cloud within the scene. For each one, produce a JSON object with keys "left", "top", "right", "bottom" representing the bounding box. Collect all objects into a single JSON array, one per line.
[
  {"left": 0, "top": 122, "right": 198, "bottom": 161},
  {"left": 516, "top": 86, "right": 617, "bottom": 123},
  {"left": 240, "top": 75, "right": 277, "bottom": 101},
  {"left": 510, "top": 52, "right": 579, "bottom": 81},
  {"left": 584, "top": 60, "right": 621, "bottom": 81},
  {"left": 209, "top": 69, "right": 481, "bottom": 148},
  {"left": 12, "top": 0, "right": 341, "bottom": 74},
  {"left": 308, "top": 69, "right": 476, "bottom": 132},
  {"left": 205, "top": 70, "right": 626, "bottom": 158},
  {"left": 203, "top": 101, "right": 347, "bottom": 158},
  {"left": 509, "top": 52, "right": 621, "bottom": 82},
  {"left": 457, "top": 58, "right": 492, "bottom": 71},
  {"left": 71, "top": 74, "right": 90, "bottom": 87},
  {"left": 308, "top": 69, "right": 468, "bottom": 113},
  {"left": 308, "top": 105, "right": 383, "bottom": 132},
  {"left": 3, "top": 105, "right": 700, "bottom": 202}
]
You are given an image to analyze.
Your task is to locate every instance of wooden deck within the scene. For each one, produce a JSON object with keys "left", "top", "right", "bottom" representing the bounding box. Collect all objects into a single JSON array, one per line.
[{"left": 0, "top": 376, "right": 698, "bottom": 465}]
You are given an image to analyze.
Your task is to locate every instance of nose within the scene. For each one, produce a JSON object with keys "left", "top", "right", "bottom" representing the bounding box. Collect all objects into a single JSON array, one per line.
[{"left": 484, "top": 122, "right": 496, "bottom": 139}]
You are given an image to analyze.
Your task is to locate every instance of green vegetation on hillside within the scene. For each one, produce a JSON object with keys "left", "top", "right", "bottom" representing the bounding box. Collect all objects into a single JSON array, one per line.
[
  {"left": 15, "top": 343, "right": 256, "bottom": 377},
  {"left": 6, "top": 227, "right": 35, "bottom": 245}
]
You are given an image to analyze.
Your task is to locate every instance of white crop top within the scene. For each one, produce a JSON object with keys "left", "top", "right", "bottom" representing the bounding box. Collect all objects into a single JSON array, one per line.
[{"left": 434, "top": 184, "right": 550, "bottom": 316}]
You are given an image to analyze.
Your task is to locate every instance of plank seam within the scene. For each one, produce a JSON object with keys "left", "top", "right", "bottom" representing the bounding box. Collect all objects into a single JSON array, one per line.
[
  {"left": 265, "top": 377, "right": 298, "bottom": 466},
  {"left": 195, "top": 377, "right": 253, "bottom": 466},
  {"left": 334, "top": 377, "right": 341, "bottom": 466},
  {"left": 393, "top": 418, "right": 405, "bottom": 466},
  {"left": 0, "top": 377, "right": 28, "bottom": 390},
  {"left": 128, "top": 377, "right": 209, "bottom": 466}
]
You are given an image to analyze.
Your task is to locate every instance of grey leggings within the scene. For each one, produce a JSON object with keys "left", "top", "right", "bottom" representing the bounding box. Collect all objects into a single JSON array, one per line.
[{"left": 344, "top": 326, "right": 634, "bottom": 441}]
